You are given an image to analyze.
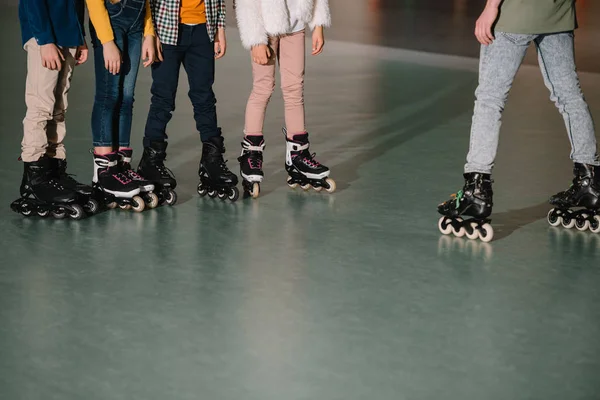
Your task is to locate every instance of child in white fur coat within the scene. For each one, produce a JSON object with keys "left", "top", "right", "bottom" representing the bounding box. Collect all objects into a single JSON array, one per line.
[{"left": 234, "top": 0, "right": 336, "bottom": 198}]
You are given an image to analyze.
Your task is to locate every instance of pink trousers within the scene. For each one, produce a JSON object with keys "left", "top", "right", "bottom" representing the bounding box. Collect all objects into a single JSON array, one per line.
[{"left": 244, "top": 30, "right": 306, "bottom": 137}]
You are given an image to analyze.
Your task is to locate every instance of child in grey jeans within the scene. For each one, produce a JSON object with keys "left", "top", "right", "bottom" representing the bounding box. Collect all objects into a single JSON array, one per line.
[{"left": 437, "top": 0, "right": 600, "bottom": 242}]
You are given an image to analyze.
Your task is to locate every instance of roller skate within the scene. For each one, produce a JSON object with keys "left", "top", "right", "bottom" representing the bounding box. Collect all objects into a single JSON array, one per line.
[
  {"left": 437, "top": 172, "right": 494, "bottom": 242},
  {"left": 10, "top": 156, "right": 86, "bottom": 220},
  {"left": 238, "top": 135, "right": 265, "bottom": 198},
  {"left": 92, "top": 152, "right": 145, "bottom": 212},
  {"left": 117, "top": 148, "right": 159, "bottom": 209},
  {"left": 50, "top": 158, "right": 100, "bottom": 215},
  {"left": 137, "top": 141, "right": 177, "bottom": 206},
  {"left": 547, "top": 163, "right": 600, "bottom": 233},
  {"left": 197, "top": 134, "right": 240, "bottom": 202},
  {"left": 284, "top": 129, "right": 336, "bottom": 193}
]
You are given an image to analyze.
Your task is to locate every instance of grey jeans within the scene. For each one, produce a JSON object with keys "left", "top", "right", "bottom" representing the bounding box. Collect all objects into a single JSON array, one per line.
[{"left": 465, "top": 31, "right": 599, "bottom": 174}]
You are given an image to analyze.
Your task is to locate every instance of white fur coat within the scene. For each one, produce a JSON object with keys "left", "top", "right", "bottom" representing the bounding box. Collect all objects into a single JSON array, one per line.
[{"left": 235, "top": 0, "right": 331, "bottom": 49}]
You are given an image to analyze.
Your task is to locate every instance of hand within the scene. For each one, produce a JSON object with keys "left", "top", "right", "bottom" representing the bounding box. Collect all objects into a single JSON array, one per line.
[
  {"left": 40, "top": 44, "right": 65, "bottom": 70},
  {"left": 103, "top": 41, "right": 122, "bottom": 75},
  {"left": 155, "top": 36, "right": 164, "bottom": 62},
  {"left": 214, "top": 28, "right": 227, "bottom": 59},
  {"left": 142, "top": 35, "right": 155, "bottom": 67},
  {"left": 311, "top": 26, "right": 325, "bottom": 55},
  {"left": 251, "top": 44, "right": 271, "bottom": 65},
  {"left": 475, "top": 5, "right": 499, "bottom": 45},
  {"left": 75, "top": 43, "right": 89, "bottom": 65}
]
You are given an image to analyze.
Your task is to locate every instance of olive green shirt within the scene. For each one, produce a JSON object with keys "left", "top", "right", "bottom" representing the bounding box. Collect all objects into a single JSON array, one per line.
[{"left": 495, "top": 0, "right": 577, "bottom": 34}]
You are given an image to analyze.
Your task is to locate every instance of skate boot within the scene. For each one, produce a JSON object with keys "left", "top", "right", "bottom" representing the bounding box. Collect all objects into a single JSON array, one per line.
[
  {"left": 10, "top": 156, "right": 85, "bottom": 220},
  {"left": 117, "top": 148, "right": 159, "bottom": 209},
  {"left": 284, "top": 129, "right": 336, "bottom": 193},
  {"left": 197, "top": 134, "right": 239, "bottom": 202},
  {"left": 92, "top": 152, "right": 145, "bottom": 212},
  {"left": 136, "top": 141, "right": 178, "bottom": 206},
  {"left": 437, "top": 172, "right": 494, "bottom": 242},
  {"left": 50, "top": 158, "right": 100, "bottom": 214},
  {"left": 238, "top": 135, "right": 265, "bottom": 198},
  {"left": 547, "top": 163, "right": 600, "bottom": 232}
]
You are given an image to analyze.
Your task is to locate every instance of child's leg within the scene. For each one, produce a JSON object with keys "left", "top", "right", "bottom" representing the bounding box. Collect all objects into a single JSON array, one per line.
[
  {"left": 182, "top": 24, "right": 219, "bottom": 142},
  {"left": 91, "top": 28, "right": 127, "bottom": 153},
  {"left": 118, "top": 29, "right": 144, "bottom": 149},
  {"left": 464, "top": 32, "right": 532, "bottom": 174},
  {"left": 144, "top": 41, "right": 185, "bottom": 147},
  {"left": 244, "top": 36, "right": 279, "bottom": 136},
  {"left": 535, "top": 32, "right": 599, "bottom": 166},
  {"left": 46, "top": 47, "right": 78, "bottom": 160},
  {"left": 22, "top": 39, "right": 62, "bottom": 162},
  {"left": 278, "top": 30, "right": 306, "bottom": 138}
]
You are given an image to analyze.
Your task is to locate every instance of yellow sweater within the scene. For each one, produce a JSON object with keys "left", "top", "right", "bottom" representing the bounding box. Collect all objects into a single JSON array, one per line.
[{"left": 87, "top": 0, "right": 155, "bottom": 45}]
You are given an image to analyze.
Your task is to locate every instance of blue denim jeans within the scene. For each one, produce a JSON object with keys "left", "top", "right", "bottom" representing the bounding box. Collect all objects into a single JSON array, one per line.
[
  {"left": 466, "top": 31, "right": 599, "bottom": 173},
  {"left": 143, "top": 24, "right": 218, "bottom": 146},
  {"left": 90, "top": 0, "right": 145, "bottom": 147}
]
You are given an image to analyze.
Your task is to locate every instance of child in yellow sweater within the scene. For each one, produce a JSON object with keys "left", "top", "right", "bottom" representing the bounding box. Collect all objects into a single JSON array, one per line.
[{"left": 86, "top": 0, "right": 159, "bottom": 211}]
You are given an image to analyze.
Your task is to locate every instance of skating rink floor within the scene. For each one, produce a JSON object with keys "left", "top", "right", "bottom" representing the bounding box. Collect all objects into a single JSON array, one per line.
[{"left": 1, "top": 1, "right": 600, "bottom": 399}]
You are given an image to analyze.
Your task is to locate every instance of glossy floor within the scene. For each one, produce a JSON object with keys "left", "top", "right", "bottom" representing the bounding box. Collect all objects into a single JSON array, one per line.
[{"left": 1, "top": 2, "right": 600, "bottom": 399}]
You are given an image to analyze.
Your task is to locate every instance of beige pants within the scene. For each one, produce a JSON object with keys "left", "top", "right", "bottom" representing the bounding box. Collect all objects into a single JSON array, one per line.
[
  {"left": 22, "top": 38, "right": 77, "bottom": 162},
  {"left": 244, "top": 30, "right": 306, "bottom": 137}
]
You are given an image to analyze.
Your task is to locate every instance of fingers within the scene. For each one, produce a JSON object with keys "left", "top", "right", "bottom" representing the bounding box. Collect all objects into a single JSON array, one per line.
[
  {"left": 311, "top": 39, "right": 324, "bottom": 55},
  {"left": 474, "top": 21, "right": 494, "bottom": 45},
  {"left": 265, "top": 46, "right": 271, "bottom": 59}
]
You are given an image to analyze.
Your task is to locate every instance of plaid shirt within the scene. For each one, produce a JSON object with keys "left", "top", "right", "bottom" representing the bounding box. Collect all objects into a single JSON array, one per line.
[{"left": 150, "top": 0, "right": 226, "bottom": 45}]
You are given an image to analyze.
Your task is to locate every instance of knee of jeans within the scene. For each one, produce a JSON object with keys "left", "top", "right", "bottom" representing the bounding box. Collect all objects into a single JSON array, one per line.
[{"left": 95, "top": 91, "right": 121, "bottom": 108}]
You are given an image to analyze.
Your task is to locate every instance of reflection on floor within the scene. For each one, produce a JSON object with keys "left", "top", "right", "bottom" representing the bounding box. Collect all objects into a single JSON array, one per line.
[{"left": 1, "top": 2, "right": 600, "bottom": 399}]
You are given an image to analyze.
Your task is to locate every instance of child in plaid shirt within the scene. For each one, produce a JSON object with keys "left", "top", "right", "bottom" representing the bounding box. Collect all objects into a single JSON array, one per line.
[{"left": 137, "top": 0, "right": 240, "bottom": 203}]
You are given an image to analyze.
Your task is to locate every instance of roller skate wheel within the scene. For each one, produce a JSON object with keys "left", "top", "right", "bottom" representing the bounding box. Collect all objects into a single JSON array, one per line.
[
  {"left": 166, "top": 190, "right": 177, "bottom": 206},
  {"left": 287, "top": 176, "right": 298, "bottom": 189},
  {"left": 325, "top": 178, "right": 336, "bottom": 193},
  {"left": 547, "top": 208, "right": 561, "bottom": 227},
  {"left": 69, "top": 204, "right": 84, "bottom": 220},
  {"left": 107, "top": 202, "right": 118, "bottom": 209},
  {"left": 576, "top": 214, "right": 590, "bottom": 231},
  {"left": 561, "top": 215, "right": 576, "bottom": 229},
  {"left": 120, "top": 204, "right": 132, "bottom": 211},
  {"left": 37, "top": 210, "right": 50, "bottom": 218},
  {"left": 250, "top": 183, "right": 260, "bottom": 198},
  {"left": 85, "top": 199, "right": 100, "bottom": 214},
  {"left": 208, "top": 189, "right": 218, "bottom": 198},
  {"left": 52, "top": 209, "right": 67, "bottom": 219},
  {"left": 314, "top": 186, "right": 323, "bottom": 192},
  {"left": 452, "top": 224, "right": 466, "bottom": 238},
  {"left": 146, "top": 193, "right": 159, "bottom": 209},
  {"left": 228, "top": 187, "right": 240, "bottom": 202},
  {"left": 465, "top": 222, "right": 479, "bottom": 240},
  {"left": 479, "top": 223, "right": 494, "bottom": 243},
  {"left": 21, "top": 207, "right": 33, "bottom": 217},
  {"left": 218, "top": 191, "right": 227, "bottom": 201},
  {"left": 301, "top": 183, "right": 311, "bottom": 191},
  {"left": 590, "top": 216, "right": 600, "bottom": 234},
  {"left": 132, "top": 196, "right": 145, "bottom": 213},
  {"left": 438, "top": 216, "right": 453, "bottom": 235},
  {"left": 197, "top": 183, "right": 208, "bottom": 197}
]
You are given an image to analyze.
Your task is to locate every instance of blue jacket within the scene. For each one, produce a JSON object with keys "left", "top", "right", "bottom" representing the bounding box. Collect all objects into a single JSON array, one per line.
[{"left": 19, "top": 0, "right": 85, "bottom": 47}]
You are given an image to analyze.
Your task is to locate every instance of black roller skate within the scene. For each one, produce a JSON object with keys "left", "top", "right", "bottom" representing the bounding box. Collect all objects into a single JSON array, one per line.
[
  {"left": 437, "top": 172, "right": 494, "bottom": 242},
  {"left": 547, "top": 163, "right": 600, "bottom": 233},
  {"left": 284, "top": 129, "right": 336, "bottom": 193},
  {"left": 238, "top": 135, "right": 265, "bottom": 198},
  {"left": 118, "top": 148, "right": 159, "bottom": 209},
  {"left": 50, "top": 158, "right": 100, "bottom": 215},
  {"left": 137, "top": 141, "right": 178, "bottom": 207},
  {"left": 10, "top": 156, "right": 85, "bottom": 220},
  {"left": 92, "top": 152, "right": 145, "bottom": 212},
  {"left": 197, "top": 135, "right": 240, "bottom": 202}
]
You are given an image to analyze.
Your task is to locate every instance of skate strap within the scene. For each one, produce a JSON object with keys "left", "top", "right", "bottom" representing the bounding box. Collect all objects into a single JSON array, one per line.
[
  {"left": 243, "top": 143, "right": 265, "bottom": 152},
  {"left": 121, "top": 156, "right": 132, "bottom": 163},
  {"left": 95, "top": 158, "right": 118, "bottom": 168},
  {"left": 289, "top": 142, "right": 309, "bottom": 152}
]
